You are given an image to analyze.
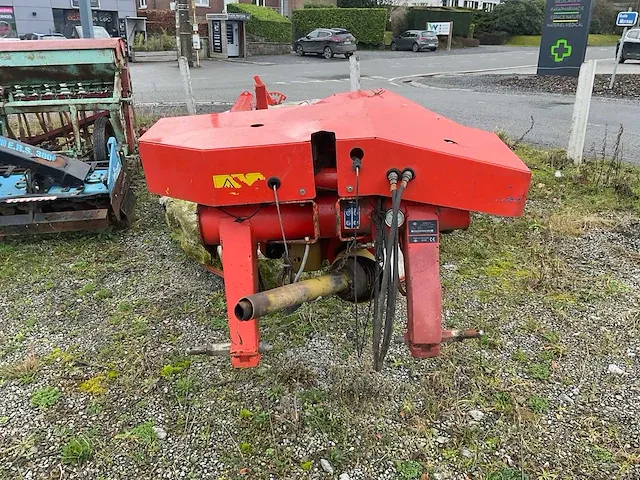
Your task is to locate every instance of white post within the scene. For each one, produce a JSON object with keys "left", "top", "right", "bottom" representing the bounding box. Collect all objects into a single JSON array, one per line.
[
  {"left": 349, "top": 54, "right": 360, "bottom": 91},
  {"left": 178, "top": 56, "right": 197, "bottom": 115},
  {"left": 609, "top": 26, "right": 628, "bottom": 89},
  {"left": 567, "top": 60, "right": 597, "bottom": 165},
  {"left": 447, "top": 21, "right": 453, "bottom": 51}
]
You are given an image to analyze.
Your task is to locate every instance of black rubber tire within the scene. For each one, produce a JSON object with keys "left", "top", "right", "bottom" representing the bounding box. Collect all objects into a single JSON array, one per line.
[
  {"left": 295, "top": 44, "right": 304, "bottom": 56},
  {"left": 323, "top": 46, "right": 333, "bottom": 59},
  {"left": 412, "top": 42, "right": 419, "bottom": 52},
  {"left": 619, "top": 55, "right": 626, "bottom": 64},
  {"left": 93, "top": 116, "right": 113, "bottom": 162},
  {"left": 430, "top": 47, "right": 437, "bottom": 52},
  {"left": 345, "top": 52, "right": 352, "bottom": 58},
  {"left": 391, "top": 42, "right": 397, "bottom": 51}
]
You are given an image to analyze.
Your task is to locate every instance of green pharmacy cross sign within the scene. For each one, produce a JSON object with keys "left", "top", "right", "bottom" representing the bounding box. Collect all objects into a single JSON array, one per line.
[
  {"left": 551, "top": 39, "right": 572, "bottom": 62},
  {"left": 537, "top": 0, "right": 595, "bottom": 77}
]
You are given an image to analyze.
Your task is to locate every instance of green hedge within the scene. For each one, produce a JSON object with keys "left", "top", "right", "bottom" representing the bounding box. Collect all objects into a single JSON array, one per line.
[
  {"left": 227, "top": 4, "right": 292, "bottom": 44},
  {"left": 407, "top": 8, "right": 476, "bottom": 38},
  {"left": 292, "top": 8, "right": 386, "bottom": 46}
]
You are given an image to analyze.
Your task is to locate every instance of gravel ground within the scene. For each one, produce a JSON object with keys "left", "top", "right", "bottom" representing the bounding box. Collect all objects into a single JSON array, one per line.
[
  {"left": 1, "top": 147, "right": 640, "bottom": 480},
  {"left": 413, "top": 74, "right": 640, "bottom": 100}
]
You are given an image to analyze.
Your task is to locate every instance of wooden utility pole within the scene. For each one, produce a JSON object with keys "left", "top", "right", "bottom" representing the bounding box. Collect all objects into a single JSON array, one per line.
[{"left": 177, "top": 0, "right": 193, "bottom": 67}]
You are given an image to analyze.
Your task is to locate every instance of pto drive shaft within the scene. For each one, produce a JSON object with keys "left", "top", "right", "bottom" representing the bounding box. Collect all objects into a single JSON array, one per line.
[{"left": 234, "top": 271, "right": 351, "bottom": 321}]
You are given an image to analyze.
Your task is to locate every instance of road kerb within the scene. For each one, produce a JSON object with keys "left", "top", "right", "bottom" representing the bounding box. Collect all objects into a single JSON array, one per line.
[{"left": 388, "top": 65, "right": 538, "bottom": 85}]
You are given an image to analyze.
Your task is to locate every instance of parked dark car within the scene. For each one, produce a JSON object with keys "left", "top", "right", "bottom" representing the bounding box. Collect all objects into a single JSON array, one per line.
[
  {"left": 294, "top": 28, "right": 356, "bottom": 59},
  {"left": 616, "top": 27, "right": 640, "bottom": 63},
  {"left": 391, "top": 30, "right": 438, "bottom": 52},
  {"left": 20, "top": 33, "right": 65, "bottom": 40}
]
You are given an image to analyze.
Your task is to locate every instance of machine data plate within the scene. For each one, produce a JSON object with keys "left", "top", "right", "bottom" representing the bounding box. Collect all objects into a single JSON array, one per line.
[
  {"left": 344, "top": 201, "right": 360, "bottom": 229},
  {"left": 408, "top": 219, "right": 438, "bottom": 244}
]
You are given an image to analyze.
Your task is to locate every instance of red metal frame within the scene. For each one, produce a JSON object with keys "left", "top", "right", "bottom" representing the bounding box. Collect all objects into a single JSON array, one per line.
[
  {"left": 139, "top": 85, "right": 531, "bottom": 368},
  {"left": 402, "top": 205, "right": 442, "bottom": 358},
  {"left": 219, "top": 219, "right": 261, "bottom": 367}
]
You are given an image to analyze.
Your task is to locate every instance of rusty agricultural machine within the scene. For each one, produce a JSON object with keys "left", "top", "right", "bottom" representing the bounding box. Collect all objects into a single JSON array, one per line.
[
  {"left": 139, "top": 80, "right": 532, "bottom": 370},
  {"left": 0, "top": 39, "right": 136, "bottom": 235}
]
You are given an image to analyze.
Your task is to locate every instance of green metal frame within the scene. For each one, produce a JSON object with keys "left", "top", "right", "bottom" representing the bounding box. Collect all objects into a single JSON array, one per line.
[{"left": 0, "top": 45, "right": 133, "bottom": 156}]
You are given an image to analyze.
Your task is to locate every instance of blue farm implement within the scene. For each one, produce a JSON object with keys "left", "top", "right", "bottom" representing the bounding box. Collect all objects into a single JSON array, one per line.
[{"left": 0, "top": 38, "right": 136, "bottom": 235}]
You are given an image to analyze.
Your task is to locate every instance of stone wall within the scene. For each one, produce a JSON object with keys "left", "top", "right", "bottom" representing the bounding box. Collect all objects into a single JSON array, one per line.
[{"left": 247, "top": 42, "right": 292, "bottom": 56}]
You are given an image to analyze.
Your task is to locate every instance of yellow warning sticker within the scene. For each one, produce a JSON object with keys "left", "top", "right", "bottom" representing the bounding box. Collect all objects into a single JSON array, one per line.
[{"left": 212, "top": 173, "right": 265, "bottom": 189}]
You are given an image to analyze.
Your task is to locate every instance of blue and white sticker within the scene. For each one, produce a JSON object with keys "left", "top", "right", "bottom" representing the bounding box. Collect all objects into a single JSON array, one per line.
[{"left": 0, "top": 135, "right": 57, "bottom": 162}]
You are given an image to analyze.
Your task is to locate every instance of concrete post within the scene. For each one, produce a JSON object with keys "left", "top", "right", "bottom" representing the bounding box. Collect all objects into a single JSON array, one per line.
[
  {"left": 567, "top": 59, "right": 597, "bottom": 165},
  {"left": 78, "top": 0, "right": 94, "bottom": 39},
  {"left": 178, "top": 56, "right": 197, "bottom": 115},
  {"left": 349, "top": 55, "right": 360, "bottom": 92}
]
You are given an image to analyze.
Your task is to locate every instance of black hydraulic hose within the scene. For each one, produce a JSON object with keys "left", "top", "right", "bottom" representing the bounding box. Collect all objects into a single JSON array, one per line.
[
  {"left": 364, "top": 198, "right": 385, "bottom": 358},
  {"left": 372, "top": 190, "right": 395, "bottom": 369},
  {"left": 379, "top": 183, "right": 405, "bottom": 367}
]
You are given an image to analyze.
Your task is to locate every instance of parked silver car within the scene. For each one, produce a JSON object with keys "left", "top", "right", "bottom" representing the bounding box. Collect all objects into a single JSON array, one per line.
[
  {"left": 391, "top": 30, "right": 438, "bottom": 52},
  {"left": 295, "top": 28, "right": 356, "bottom": 59},
  {"left": 616, "top": 27, "right": 640, "bottom": 63}
]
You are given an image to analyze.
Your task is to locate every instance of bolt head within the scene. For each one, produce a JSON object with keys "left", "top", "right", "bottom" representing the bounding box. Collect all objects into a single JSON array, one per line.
[
  {"left": 299, "top": 188, "right": 306, "bottom": 195},
  {"left": 346, "top": 185, "right": 354, "bottom": 193}
]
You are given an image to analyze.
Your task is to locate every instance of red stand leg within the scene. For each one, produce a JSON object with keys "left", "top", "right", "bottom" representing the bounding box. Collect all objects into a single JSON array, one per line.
[
  {"left": 219, "top": 219, "right": 261, "bottom": 368},
  {"left": 402, "top": 206, "right": 442, "bottom": 358}
]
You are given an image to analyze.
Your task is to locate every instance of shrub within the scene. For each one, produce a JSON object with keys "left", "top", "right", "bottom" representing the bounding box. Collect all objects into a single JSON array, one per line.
[
  {"left": 293, "top": 8, "right": 387, "bottom": 46},
  {"left": 477, "top": 31, "right": 510, "bottom": 45},
  {"left": 133, "top": 31, "right": 176, "bottom": 52},
  {"left": 139, "top": 9, "right": 176, "bottom": 35},
  {"left": 590, "top": 0, "right": 618, "bottom": 34},
  {"left": 489, "top": 0, "right": 545, "bottom": 36},
  {"left": 227, "top": 4, "right": 292, "bottom": 43}
]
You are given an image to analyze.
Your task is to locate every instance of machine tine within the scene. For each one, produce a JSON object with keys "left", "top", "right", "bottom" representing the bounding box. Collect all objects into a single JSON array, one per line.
[
  {"left": 394, "top": 329, "right": 484, "bottom": 346},
  {"left": 186, "top": 342, "right": 273, "bottom": 357}
]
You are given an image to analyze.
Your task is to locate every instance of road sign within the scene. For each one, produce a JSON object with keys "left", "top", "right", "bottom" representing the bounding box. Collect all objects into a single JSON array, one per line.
[
  {"left": 537, "top": 0, "right": 595, "bottom": 77},
  {"left": 427, "top": 22, "right": 451, "bottom": 35},
  {"left": 616, "top": 11, "right": 638, "bottom": 27}
]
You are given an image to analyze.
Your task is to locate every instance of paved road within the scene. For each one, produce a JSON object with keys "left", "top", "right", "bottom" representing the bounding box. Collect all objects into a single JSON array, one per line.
[{"left": 130, "top": 46, "right": 640, "bottom": 161}]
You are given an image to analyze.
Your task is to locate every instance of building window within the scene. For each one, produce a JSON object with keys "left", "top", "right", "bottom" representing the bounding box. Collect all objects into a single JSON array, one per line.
[
  {"left": 139, "top": 0, "right": 147, "bottom": 7},
  {"left": 254, "top": 0, "right": 265, "bottom": 5},
  {"left": 442, "top": 0, "right": 447, "bottom": 5},
  {"left": 195, "top": 0, "right": 210, "bottom": 6},
  {"left": 71, "top": 0, "right": 100, "bottom": 7}
]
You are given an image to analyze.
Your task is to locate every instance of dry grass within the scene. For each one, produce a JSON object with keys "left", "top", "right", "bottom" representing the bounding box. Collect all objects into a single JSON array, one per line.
[
  {"left": 548, "top": 211, "right": 621, "bottom": 236},
  {"left": 0, "top": 351, "right": 40, "bottom": 381}
]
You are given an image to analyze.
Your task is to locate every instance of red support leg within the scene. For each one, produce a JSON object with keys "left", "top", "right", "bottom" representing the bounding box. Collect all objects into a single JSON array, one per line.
[
  {"left": 219, "top": 218, "right": 261, "bottom": 367},
  {"left": 255, "top": 84, "right": 269, "bottom": 110},
  {"left": 402, "top": 206, "right": 442, "bottom": 358}
]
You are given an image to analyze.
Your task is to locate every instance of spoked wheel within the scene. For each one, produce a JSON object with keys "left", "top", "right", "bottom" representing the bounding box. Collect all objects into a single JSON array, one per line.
[
  {"left": 323, "top": 46, "right": 334, "bottom": 59},
  {"left": 391, "top": 42, "right": 397, "bottom": 51},
  {"left": 412, "top": 42, "right": 419, "bottom": 53},
  {"left": 93, "top": 116, "right": 114, "bottom": 162},
  {"left": 295, "top": 44, "right": 304, "bottom": 56}
]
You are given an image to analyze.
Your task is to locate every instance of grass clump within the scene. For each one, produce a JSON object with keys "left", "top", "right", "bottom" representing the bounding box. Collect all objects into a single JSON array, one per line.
[
  {"left": 528, "top": 395, "right": 549, "bottom": 414},
  {"left": 61, "top": 436, "right": 93, "bottom": 465},
  {"left": 30, "top": 386, "right": 61, "bottom": 409},
  {"left": 160, "top": 359, "right": 190, "bottom": 378},
  {"left": 395, "top": 460, "right": 424, "bottom": 479}
]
